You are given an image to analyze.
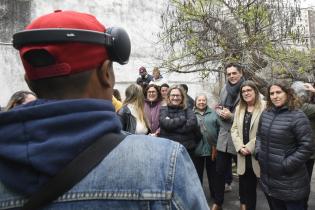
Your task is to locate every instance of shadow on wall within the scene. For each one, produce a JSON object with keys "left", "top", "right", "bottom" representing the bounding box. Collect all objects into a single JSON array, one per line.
[
  {"left": 0, "top": 0, "right": 32, "bottom": 42},
  {"left": 0, "top": 0, "right": 32, "bottom": 106}
]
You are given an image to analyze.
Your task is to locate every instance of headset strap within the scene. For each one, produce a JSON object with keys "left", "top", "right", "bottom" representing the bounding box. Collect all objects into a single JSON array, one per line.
[
  {"left": 22, "top": 132, "right": 126, "bottom": 210},
  {"left": 13, "top": 29, "right": 114, "bottom": 49}
]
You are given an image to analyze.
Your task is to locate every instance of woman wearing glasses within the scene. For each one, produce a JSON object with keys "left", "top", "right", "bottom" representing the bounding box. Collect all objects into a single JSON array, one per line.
[
  {"left": 144, "top": 84, "right": 163, "bottom": 136},
  {"left": 159, "top": 85, "right": 201, "bottom": 166},
  {"left": 231, "top": 81, "right": 265, "bottom": 210}
]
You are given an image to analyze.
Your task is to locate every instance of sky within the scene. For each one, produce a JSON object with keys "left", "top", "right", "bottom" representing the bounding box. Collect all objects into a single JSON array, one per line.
[{"left": 301, "top": 0, "right": 315, "bottom": 7}]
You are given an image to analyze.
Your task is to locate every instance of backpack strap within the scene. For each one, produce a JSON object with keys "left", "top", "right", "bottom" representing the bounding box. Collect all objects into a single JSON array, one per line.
[{"left": 22, "top": 132, "right": 127, "bottom": 210}]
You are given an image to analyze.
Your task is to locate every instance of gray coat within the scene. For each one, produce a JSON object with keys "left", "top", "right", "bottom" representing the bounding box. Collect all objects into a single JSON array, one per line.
[
  {"left": 216, "top": 84, "right": 240, "bottom": 155},
  {"left": 301, "top": 103, "right": 315, "bottom": 159}
]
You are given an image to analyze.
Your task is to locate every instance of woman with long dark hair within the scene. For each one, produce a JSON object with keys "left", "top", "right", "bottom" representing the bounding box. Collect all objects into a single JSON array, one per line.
[
  {"left": 256, "top": 80, "right": 313, "bottom": 210},
  {"left": 5, "top": 90, "right": 37, "bottom": 111}
]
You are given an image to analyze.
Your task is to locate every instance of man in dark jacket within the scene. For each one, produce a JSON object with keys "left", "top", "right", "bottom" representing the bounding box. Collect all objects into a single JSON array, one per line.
[{"left": 136, "top": 66, "right": 153, "bottom": 91}]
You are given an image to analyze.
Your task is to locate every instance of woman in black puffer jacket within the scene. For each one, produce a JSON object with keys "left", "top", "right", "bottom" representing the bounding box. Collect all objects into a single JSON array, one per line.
[
  {"left": 159, "top": 85, "right": 201, "bottom": 163},
  {"left": 256, "top": 80, "right": 314, "bottom": 210}
]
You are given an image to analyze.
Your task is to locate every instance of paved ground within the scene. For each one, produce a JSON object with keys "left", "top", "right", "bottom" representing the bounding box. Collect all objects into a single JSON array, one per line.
[{"left": 202, "top": 171, "right": 315, "bottom": 209}]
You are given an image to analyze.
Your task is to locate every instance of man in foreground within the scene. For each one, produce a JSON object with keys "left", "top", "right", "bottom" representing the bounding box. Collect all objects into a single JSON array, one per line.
[{"left": 0, "top": 10, "right": 208, "bottom": 210}]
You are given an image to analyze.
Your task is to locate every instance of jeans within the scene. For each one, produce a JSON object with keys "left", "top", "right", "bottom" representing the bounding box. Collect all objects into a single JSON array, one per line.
[
  {"left": 304, "top": 159, "right": 314, "bottom": 210},
  {"left": 213, "top": 151, "right": 236, "bottom": 205},
  {"left": 239, "top": 167, "right": 257, "bottom": 210},
  {"left": 225, "top": 155, "right": 237, "bottom": 185},
  {"left": 194, "top": 156, "right": 216, "bottom": 198}
]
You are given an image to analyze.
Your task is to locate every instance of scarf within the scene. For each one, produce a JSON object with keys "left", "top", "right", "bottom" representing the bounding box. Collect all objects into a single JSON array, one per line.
[{"left": 224, "top": 77, "right": 245, "bottom": 111}]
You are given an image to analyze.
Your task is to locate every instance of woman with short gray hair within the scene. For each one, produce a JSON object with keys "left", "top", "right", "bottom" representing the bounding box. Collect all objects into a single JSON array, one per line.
[{"left": 291, "top": 81, "right": 315, "bottom": 210}]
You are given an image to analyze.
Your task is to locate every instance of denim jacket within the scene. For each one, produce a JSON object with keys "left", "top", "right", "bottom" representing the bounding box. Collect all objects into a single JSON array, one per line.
[
  {"left": 0, "top": 135, "right": 209, "bottom": 210},
  {"left": 0, "top": 99, "right": 209, "bottom": 210}
]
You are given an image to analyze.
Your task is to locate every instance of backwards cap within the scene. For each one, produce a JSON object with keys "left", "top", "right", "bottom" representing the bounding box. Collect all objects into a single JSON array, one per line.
[
  {"left": 139, "top": 66, "right": 146, "bottom": 74},
  {"left": 16, "top": 10, "right": 109, "bottom": 80}
]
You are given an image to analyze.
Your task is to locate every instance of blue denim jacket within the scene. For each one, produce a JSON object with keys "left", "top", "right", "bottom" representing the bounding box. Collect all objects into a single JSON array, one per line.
[{"left": 0, "top": 135, "right": 209, "bottom": 210}]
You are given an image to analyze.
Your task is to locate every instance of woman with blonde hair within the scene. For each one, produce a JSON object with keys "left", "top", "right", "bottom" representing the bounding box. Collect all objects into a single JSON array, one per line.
[
  {"left": 117, "top": 84, "right": 149, "bottom": 134},
  {"left": 149, "top": 67, "right": 165, "bottom": 86},
  {"left": 231, "top": 80, "right": 265, "bottom": 210}
]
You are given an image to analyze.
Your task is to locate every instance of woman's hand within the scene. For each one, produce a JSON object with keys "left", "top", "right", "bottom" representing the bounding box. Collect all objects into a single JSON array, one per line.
[
  {"left": 211, "top": 146, "right": 217, "bottom": 161},
  {"left": 218, "top": 108, "right": 232, "bottom": 120},
  {"left": 240, "top": 147, "right": 251, "bottom": 156},
  {"left": 304, "top": 83, "right": 315, "bottom": 93}
]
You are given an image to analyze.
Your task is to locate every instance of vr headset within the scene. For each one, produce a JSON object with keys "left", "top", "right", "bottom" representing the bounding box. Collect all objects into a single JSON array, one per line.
[{"left": 12, "top": 27, "right": 131, "bottom": 65}]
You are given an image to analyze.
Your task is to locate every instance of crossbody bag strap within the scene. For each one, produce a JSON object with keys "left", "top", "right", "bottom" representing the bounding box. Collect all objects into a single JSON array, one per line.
[{"left": 22, "top": 132, "right": 127, "bottom": 210}]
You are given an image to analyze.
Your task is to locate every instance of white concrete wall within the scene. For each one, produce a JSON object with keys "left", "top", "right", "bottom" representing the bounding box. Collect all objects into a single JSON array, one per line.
[{"left": 0, "top": 0, "right": 216, "bottom": 107}]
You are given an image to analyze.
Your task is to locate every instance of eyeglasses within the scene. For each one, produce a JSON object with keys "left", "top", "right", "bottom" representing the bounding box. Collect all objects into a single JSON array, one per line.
[
  {"left": 147, "top": 91, "right": 157, "bottom": 94},
  {"left": 241, "top": 89, "right": 253, "bottom": 94},
  {"left": 170, "top": 94, "right": 182, "bottom": 98}
]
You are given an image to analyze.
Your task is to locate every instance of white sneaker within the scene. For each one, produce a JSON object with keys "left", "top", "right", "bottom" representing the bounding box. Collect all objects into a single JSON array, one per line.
[{"left": 224, "top": 183, "right": 232, "bottom": 192}]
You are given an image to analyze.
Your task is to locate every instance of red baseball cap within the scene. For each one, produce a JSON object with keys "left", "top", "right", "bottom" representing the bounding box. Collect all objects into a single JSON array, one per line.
[
  {"left": 18, "top": 10, "right": 108, "bottom": 80},
  {"left": 139, "top": 66, "right": 147, "bottom": 74}
]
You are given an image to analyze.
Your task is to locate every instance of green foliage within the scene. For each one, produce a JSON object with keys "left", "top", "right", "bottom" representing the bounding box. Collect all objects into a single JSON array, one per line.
[{"left": 159, "top": 0, "right": 313, "bottom": 83}]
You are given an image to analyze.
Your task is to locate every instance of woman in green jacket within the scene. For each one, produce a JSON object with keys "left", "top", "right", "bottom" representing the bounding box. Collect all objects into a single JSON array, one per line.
[{"left": 194, "top": 93, "right": 220, "bottom": 199}]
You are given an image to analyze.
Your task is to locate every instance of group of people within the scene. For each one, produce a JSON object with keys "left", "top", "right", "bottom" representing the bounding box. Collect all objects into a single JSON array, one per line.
[
  {"left": 136, "top": 66, "right": 166, "bottom": 89},
  {"left": 211, "top": 64, "right": 315, "bottom": 210},
  {"left": 109, "top": 62, "right": 315, "bottom": 210},
  {"left": 0, "top": 9, "right": 314, "bottom": 210}
]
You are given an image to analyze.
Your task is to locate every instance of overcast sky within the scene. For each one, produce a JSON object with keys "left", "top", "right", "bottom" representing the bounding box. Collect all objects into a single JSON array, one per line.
[{"left": 301, "top": 0, "right": 315, "bottom": 7}]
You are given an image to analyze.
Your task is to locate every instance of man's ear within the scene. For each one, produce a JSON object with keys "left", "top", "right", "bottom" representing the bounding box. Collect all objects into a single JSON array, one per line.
[{"left": 97, "top": 60, "right": 115, "bottom": 88}]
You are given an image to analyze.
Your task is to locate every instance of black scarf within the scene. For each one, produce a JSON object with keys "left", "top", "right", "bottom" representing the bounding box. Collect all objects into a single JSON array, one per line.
[{"left": 224, "top": 77, "right": 245, "bottom": 111}]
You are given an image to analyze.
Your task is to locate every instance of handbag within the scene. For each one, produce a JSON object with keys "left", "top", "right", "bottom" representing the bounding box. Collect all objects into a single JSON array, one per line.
[
  {"left": 194, "top": 116, "right": 206, "bottom": 156},
  {"left": 194, "top": 139, "right": 205, "bottom": 156},
  {"left": 22, "top": 132, "right": 126, "bottom": 210}
]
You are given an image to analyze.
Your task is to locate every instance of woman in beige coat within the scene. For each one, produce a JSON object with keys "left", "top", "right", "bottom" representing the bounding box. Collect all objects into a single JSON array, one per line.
[{"left": 231, "top": 80, "right": 265, "bottom": 210}]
